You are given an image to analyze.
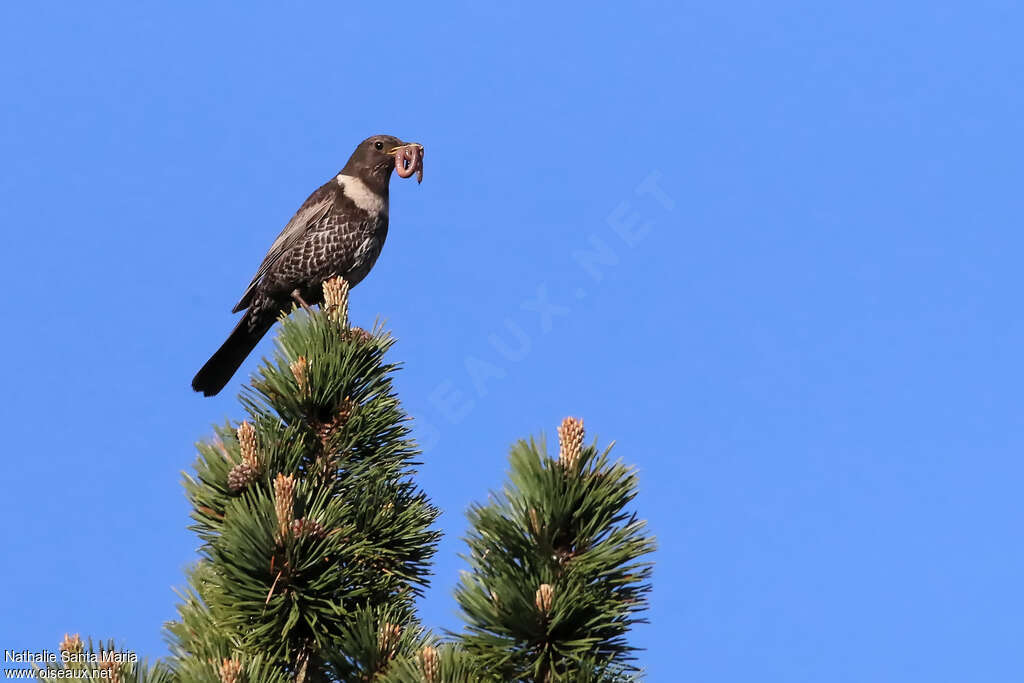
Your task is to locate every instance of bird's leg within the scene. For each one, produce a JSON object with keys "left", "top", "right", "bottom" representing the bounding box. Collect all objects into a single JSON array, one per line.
[{"left": 291, "top": 289, "right": 313, "bottom": 313}]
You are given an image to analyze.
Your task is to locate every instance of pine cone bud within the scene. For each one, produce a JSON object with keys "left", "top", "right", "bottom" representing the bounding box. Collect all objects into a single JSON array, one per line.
[
  {"left": 219, "top": 658, "right": 243, "bottom": 683},
  {"left": 290, "top": 517, "right": 325, "bottom": 539},
  {"left": 557, "top": 416, "right": 584, "bottom": 470},
  {"left": 378, "top": 622, "right": 402, "bottom": 657},
  {"left": 290, "top": 356, "right": 309, "bottom": 394},
  {"left": 323, "top": 276, "right": 350, "bottom": 325},
  {"left": 419, "top": 646, "right": 440, "bottom": 683},
  {"left": 59, "top": 633, "right": 82, "bottom": 654},
  {"left": 346, "top": 327, "right": 374, "bottom": 344},
  {"left": 338, "top": 396, "right": 355, "bottom": 424},
  {"left": 228, "top": 461, "right": 259, "bottom": 493},
  {"left": 97, "top": 653, "right": 121, "bottom": 683},
  {"left": 236, "top": 421, "right": 259, "bottom": 470},
  {"left": 316, "top": 397, "right": 356, "bottom": 450},
  {"left": 274, "top": 473, "right": 295, "bottom": 540},
  {"left": 528, "top": 507, "right": 542, "bottom": 536},
  {"left": 535, "top": 583, "right": 554, "bottom": 613},
  {"left": 215, "top": 439, "right": 231, "bottom": 461}
]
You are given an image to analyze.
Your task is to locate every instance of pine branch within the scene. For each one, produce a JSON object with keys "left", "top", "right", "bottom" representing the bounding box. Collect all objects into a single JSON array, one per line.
[
  {"left": 452, "top": 418, "right": 656, "bottom": 681},
  {"left": 379, "top": 642, "right": 497, "bottom": 683},
  {"left": 168, "top": 277, "right": 441, "bottom": 681}
]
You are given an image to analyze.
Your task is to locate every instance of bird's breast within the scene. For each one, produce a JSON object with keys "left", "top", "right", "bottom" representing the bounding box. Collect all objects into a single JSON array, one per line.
[
  {"left": 336, "top": 174, "right": 388, "bottom": 216},
  {"left": 320, "top": 211, "right": 388, "bottom": 287}
]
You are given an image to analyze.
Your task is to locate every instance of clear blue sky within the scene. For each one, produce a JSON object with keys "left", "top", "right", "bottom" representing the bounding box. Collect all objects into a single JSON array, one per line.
[{"left": 1, "top": 2, "right": 1021, "bottom": 680}]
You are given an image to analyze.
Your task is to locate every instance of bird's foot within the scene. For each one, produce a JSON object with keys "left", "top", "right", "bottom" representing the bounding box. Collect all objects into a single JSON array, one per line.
[{"left": 291, "top": 290, "right": 314, "bottom": 313}]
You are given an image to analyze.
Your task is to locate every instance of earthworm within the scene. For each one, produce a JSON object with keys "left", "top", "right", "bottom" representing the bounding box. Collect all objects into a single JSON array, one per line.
[{"left": 394, "top": 144, "right": 424, "bottom": 183}]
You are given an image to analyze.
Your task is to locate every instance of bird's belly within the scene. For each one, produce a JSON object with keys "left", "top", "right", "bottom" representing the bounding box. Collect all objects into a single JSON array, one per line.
[
  {"left": 268, "top": 215, "right": 388, "bottom": 301},
  {"left": 344, "top": 233, "right": 386, "bottom": 285}
]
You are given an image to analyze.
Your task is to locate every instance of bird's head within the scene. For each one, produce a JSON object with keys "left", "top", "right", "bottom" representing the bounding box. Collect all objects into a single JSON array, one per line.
[{"left": 343, "top": 134, "right": 424, "bottom": 186}]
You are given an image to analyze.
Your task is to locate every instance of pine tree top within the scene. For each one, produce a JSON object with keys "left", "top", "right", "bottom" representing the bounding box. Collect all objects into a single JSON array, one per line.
[{"left": 453, "top": 417, "right": 656, "bottom": 681}]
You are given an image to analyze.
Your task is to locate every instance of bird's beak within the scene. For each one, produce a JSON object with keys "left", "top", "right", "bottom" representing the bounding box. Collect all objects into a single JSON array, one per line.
[{"left": 389, "top": 143, "right": 424, "bottom": 183}]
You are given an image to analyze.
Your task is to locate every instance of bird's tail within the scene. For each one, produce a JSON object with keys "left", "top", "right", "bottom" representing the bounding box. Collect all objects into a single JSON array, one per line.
[{"left": 191, "top": 312, "right": 272, "bottom": 397}]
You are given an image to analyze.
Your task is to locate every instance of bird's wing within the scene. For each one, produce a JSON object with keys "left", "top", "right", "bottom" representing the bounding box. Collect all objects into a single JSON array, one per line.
[{"left": 232, "top": 184, "right": 335, "bottom": 313}]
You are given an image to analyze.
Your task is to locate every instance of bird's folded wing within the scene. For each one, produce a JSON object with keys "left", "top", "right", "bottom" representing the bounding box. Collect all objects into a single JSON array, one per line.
[{"left": 232, "top": 190, "right": 334, "bottom": 313}]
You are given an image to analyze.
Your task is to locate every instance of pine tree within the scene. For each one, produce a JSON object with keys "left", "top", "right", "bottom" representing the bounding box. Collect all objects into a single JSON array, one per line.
[
  {"left": 165, "top": 277, "right": 441, "bottom": 682},
  {"left": 36, "top": 277, "right": 655, "bottom": 683},
  {"left": 446, "top": 418, "right": 656, "bottom": 682}
]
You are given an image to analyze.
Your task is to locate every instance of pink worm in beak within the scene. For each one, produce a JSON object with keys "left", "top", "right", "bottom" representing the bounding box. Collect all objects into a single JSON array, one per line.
[{"left": 394, "top": 144, "right": 424, "bottom": 183}]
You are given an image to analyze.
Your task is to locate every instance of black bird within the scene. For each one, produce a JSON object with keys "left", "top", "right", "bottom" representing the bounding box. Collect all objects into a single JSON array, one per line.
[{"left": 192, "top": 134, "right": 424, "bottom": 396}]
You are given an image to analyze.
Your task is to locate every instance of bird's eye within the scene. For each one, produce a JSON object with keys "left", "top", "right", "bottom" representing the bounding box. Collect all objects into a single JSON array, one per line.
[{"left": 374, "top": 141, "right": 384, "bottom": 150}]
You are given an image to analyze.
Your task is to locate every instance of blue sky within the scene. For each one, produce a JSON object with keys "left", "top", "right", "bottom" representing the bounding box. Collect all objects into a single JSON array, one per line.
[{"left": 1, "top": 2, "right": 1022, "bottom": 680}]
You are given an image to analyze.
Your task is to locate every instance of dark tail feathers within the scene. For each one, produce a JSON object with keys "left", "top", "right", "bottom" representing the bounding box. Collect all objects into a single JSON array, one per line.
[{"left": 192, "top": 313, "right": 271, "bottom": 397}]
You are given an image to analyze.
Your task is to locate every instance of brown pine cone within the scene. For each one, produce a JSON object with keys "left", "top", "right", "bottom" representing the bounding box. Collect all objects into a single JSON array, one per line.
[
  {"left": 227, "top": 461, "right": 259, "bottom": 492},
  {"left": 290, "top": 518, "right": 325, "bottom": 539},
  {"left": 346, "top": 327, "right": 374, "bottom": 344}
]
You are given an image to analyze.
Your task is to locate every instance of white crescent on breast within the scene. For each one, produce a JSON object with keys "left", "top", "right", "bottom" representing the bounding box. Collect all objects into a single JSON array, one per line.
[{"left": 336, "top": 174, "right": 387, "bottom": 215}]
